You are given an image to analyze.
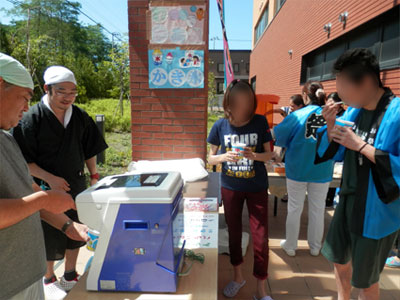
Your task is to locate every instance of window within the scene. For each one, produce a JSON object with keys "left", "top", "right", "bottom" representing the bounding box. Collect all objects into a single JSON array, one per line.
[
  {"left": 217, "top": 63, "right": 224, "bottom": 73},
  {"left": 348, "top": 27, "right": 380, "bottom": 55},
  {"left": 322, "top": 42, "right": 346, "bottom": 80},
  {"left": 255, "top": 5, "right": 269, "bottom": 44},
  {"left": 217, "top": 82, "right": 224, "bottom": 94},
  {"left": 233, "top": 63, "right": 239, "bottom": 73},
  {"left": 301, "top": 7, "right": 399, "bottom": 84},
  {"left": 275, "top": 0, "right": 286, "bottom": 13},
  {"left": 306, "top": 50, "right": 324, "bottom": 81},
  {"left": 380, "top": 17, "right": 400, "bottom": 68},
  {"left": 251, "top": 76, "right": 256, "bottom": 92},
  {"left": 246, "top": 63, "right": 250, "bottom": 74}
]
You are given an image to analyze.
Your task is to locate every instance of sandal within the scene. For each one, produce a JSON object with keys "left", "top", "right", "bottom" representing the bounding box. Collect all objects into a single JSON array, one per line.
[
  {"left": 385, "top": 256, "right": 400, "bottom": 268},
  {"left": 223, "top": 280, "right": 246, "bottom": 298},
  {"left": 253, "top": 295, "right": 274, "bottom": 300}
]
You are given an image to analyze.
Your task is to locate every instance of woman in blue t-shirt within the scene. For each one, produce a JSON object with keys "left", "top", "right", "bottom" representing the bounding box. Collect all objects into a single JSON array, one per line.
[
  {"left": 207, "top": 80, "right": 278, "bottom": 300},
  {"left": 273, "top": 81, "right": 334, "bottom": 257}
]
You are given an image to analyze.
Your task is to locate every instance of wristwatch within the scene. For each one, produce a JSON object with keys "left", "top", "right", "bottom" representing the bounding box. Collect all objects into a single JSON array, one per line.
[
  {"left": 61, "top": 219, "right": 73, "bottom": 233},
  {"left": 90, "top": 173, "right": 100, "bottom": 180}
]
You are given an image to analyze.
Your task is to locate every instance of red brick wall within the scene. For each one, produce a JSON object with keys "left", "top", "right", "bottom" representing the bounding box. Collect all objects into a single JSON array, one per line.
[
  {"left": 128, "top": 0, "right": 209, "bottom": 161},
  {"left": 250, "top": 0, "right": 400, "bottom": 125}
]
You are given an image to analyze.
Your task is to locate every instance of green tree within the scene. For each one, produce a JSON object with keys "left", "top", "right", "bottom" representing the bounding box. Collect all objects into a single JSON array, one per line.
[
  {"left": 208, "top": 71, "right": 218, "bottom": 112},
  {"left": 1, "top": 0, "right": 115, "bottom": 101}
]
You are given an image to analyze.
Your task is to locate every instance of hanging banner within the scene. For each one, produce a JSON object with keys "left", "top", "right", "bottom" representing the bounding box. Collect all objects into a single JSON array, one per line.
[
  {"left": 216, "top": 0, "right": 234, "bottom": 88},
  {"left": 148, "top": 47, "right": 204, "bottom": 89}
]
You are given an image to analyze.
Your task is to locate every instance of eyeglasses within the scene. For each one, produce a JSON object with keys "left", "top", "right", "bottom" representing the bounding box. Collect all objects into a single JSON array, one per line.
[{"left": 53, "top": 89, "right": 78, "bottom": 98}]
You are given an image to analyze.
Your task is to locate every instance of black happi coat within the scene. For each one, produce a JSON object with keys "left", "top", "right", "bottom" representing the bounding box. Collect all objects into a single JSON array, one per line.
[{"left": 12, "top": 102, "right": 108, "bottom": 199}]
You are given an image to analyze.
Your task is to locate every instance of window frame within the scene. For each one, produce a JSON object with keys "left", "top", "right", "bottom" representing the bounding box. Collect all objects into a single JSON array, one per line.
[
  {"left": 251, "top": 76, "right": 257, "bottom": 92},
  {"left": 217, "top": 63, "right": 225, "bottom": 73},
  {"left": 217, "top": 81, "right": 225, "bottom": 94},
  {"left": 254, "top": 3, "right": 269, "bottom": 44},
  {"left": 233, "top": 63, "right": 240, "bottom": 73}
]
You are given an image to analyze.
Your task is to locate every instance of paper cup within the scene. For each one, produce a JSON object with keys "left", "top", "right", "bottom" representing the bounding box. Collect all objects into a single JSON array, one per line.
[
  {"left": 87, "top": 229, "right": 100, "bottom": 251},
  {"left": 335, "top": 119, "right": 354, "bottom": 128},
  {"left": 232, "top": 143, "right": 246, "bottom": 159}
]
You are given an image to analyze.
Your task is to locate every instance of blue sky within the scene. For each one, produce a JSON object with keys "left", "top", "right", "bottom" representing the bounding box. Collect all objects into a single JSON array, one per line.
[{"left": 0, "top": 0, "right": 253, "bottom": 50}]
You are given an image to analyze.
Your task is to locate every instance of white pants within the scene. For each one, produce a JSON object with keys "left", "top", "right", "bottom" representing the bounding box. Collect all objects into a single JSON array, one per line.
[
  {"left": 8, "top": 279, "right": 44, "bottom": 300},
  {"left": 284, "top": 178, "right": 330, "bottom": 251}
]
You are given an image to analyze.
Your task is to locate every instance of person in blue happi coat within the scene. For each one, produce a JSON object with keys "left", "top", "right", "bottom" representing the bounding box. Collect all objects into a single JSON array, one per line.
[{"left": 316, "top": 48, "right": 400, "bottom": 300}]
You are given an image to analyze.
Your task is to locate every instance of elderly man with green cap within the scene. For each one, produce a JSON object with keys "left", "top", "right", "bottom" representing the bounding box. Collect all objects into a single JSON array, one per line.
[
  {"left": 11, "top": 63, "right": 108, "bottom": 299},
  {"left": 0, "top": 54, "right": 89, "bottom": 300}
]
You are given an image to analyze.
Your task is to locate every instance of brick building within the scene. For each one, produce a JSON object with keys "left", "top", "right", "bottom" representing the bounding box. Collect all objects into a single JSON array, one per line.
[
  {"left": 209, "top": 49, "right": 251, "bottom": 107},
  {"left": 251, "top": 0, "right": 400, "bottom": 125},
  {"left": 128, "top": 0, "right": 209, "bottom": 161}
]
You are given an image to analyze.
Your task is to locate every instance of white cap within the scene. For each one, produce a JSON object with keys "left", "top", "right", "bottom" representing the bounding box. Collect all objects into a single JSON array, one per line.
[
  {"left": 0, "top": 53, "right": 34, "bottom": 90},
  {"left": 43, "top": 66, "right": 77, "bottom": 86}
]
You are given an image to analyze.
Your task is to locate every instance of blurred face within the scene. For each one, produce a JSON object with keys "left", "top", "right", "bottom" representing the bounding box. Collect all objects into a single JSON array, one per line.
[
  {"left": 229, "top": 91, "right": 254, "bottom": 123},
  {"left": 336, "top": 73, "right": 376, "bottom": 109},
  {"left": 0, "top": 78, "right": 32, "bottom": 130},
  {"left": 45, "top": 82, "right": 77, "bottom": 111},
  {"left": 290, "top": 101, "right": 303, "bottom": 112}
]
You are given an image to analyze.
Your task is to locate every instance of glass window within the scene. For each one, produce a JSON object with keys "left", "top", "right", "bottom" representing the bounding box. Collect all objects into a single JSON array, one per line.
[
  {"left": 276, "top": 0, "right": 286, "bottom": 13},
  {"left": 322, "top": 42, "right": 346, "bottom": 80},
  {"left": 349, "top": 27, "right": 380, "bottom": 54},
  {"left": 233, "top": 63, "right": 239, "bottom": 73},
  {"left": 217, "top": 82, "right": 224, "bottom": 94},
  {"left": 380, "top": 18, "right": 400, "bottom": 65},
  {"left": 307, "top": 51, "right": 324, "bottom": 81},
  {"left": 255, "top": 6, "right": 269, "bottom": 43},
  {"left": 217, "top": 63, "right": 224, "bottom": 73},
  {"left": 251, "top": 76, "right": 256, "bottom": 92}
]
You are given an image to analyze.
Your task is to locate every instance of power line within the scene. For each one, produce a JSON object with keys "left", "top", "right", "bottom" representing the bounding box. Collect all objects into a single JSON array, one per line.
[
  {"left": 65, "top": 1, "right": 125, "bottom": 42},
  {"left": 5, "top": 0, "right": 125, "bottom": 43},
  {"left": 209, "top": 37, "right": 252, "bottom": 42},
  {"left": 83, "top": 0, "right": 125, "bottom": 34}
]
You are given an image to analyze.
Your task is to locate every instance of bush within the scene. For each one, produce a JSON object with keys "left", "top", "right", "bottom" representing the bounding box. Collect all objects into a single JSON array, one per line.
[{"left": 76, "top": 98, "right": 131, "bottom": 132}]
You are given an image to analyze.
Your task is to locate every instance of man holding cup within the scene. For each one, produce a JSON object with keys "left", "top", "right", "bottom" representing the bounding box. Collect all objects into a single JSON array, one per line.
[{"left": 316, "top": 48, "right": 400, "bottom": 300}]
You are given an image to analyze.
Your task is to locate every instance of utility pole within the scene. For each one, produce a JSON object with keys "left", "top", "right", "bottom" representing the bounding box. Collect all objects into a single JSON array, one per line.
[{"left": 210, "top": 36, "right": 220, "bottom": 49}]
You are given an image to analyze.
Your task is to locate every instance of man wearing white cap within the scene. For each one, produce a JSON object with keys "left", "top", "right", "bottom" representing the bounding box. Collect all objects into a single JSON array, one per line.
[
  {"left": 0, "top": 54, "right": 89, "bottom": 299},
  {"left": 12, "top": 65, "right": 108, "bottom": 299}
]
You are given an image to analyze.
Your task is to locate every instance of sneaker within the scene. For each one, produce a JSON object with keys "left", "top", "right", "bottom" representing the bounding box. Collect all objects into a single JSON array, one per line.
[
  {"left": 43, "top": 277, "right": 67, "bottom": 300},
  {"left": 280, "top": 240, "right": 296, "bottom": 257},
  {"left": 385, "top": 256, "right": 400, "bottom": 268},
  {"left": 310, "top": 248, "right": 320, "bottom": 256},
  {"left": 59, "top": 274, "right": 81, "bottom": 292}
]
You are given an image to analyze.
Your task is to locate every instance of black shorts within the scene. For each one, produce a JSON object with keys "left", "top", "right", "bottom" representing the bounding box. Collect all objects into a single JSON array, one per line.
[
  {"left": 322, "top": 195, "right": 398, "bottom": 288},
  {"left": 41, "top": 209, "right": 86, "bottom": 261}
]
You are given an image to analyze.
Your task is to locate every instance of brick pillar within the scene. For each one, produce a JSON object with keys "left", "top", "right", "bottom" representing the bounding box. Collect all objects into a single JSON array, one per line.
[{"left": 128, "top": 0, "right": 209, "bottom": 161}]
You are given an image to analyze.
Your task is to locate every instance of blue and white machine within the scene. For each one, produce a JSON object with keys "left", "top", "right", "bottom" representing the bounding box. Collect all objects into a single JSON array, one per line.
[{"left": 76, "top": 172, "right": 185, "bottom": 293}]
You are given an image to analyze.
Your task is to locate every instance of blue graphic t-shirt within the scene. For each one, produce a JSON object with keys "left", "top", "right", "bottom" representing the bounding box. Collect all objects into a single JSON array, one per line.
[{"left": 207, "top": 114, "right": 273, "bottom": 193}]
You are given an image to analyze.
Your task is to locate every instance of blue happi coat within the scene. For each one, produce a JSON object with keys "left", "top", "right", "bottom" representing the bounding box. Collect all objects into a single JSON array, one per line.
[{"left": 316, "top": 90, "right": 400, "bottom": 239}]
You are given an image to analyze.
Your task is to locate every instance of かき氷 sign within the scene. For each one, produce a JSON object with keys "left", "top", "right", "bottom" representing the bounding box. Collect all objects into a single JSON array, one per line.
[{"left": 148, "top": 48, "right": 204, "bottom": 89}]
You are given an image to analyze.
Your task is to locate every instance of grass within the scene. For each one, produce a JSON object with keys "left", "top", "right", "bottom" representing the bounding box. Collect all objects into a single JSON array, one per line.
[
  {"left": 76, "top": 99, "right": 131, "bottom": 133},
  {"left": 96, "top": 132, "right": 132, "bottom": 177}
]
